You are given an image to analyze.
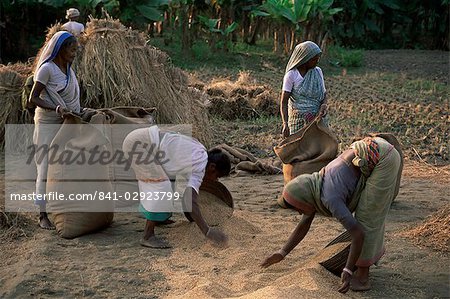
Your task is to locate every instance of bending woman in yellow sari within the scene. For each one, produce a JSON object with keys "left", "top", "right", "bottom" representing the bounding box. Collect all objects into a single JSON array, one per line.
[{"left": 261, "top": 135, "right": 402, "bottom": 293}]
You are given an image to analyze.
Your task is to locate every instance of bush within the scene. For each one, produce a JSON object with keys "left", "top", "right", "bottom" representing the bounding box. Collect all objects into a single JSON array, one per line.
[{"left": 326, "top": 45, "right": 364, "bottom": 67}]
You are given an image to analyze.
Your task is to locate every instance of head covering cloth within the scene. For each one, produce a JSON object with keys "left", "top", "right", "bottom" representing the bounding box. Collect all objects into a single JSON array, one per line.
[
  {"left": 285, "top": 41, "right": 322, "bottom": 73},
  {"left": 66, "top": 8, "right": 80, "bottom": 19},
  {"left": 33, "top": 31, "right": 80, "bottom": 112}
]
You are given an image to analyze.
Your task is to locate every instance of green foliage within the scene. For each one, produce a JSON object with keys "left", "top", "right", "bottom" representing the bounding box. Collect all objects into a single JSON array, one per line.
[
  {"left": 191, "top": 40, "right": 212, "bottom": 60},
  {"left": 150, "top": 36, "right": 278, "bottom": 71},
  {"left": 330, "top": 0, "right": 448, "bottom": 50},
  {"left": 326, "top": 45, "right": 364, "bottom": 67},
  {"left": 198, "top": 16, "right": 222, "bottom": 33},
  {"left": 223, "top": 22, "right": 238, "bottom": 36},
  {"left": 198, "top": 16, "right": 238, "bottom": 36},
  {"left": 137, "top": 1, "right": 167, "bottom": 22},
  {"left": 255, "top": 0, "right": 342, "bottom": 27},
  {"left": 115, "top": 0, "right": 168, "bottom": 24}
]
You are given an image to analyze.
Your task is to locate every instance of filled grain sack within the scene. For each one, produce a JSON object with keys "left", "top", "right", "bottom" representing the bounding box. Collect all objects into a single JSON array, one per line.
[
  {"left": 46, "top": 113, "right": 114, "bottom": 238},
  {"left": 274, "top": 118, "right": 338, "bottom": 207},
  {"left": 97, "top": 107, "right": 156, "bottom": 209},
  {"left": 213, "top": 144, "right": 282, "bottom": 175}
]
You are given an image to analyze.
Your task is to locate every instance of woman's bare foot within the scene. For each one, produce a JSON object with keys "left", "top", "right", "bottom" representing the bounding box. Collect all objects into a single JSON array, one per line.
[
  {"left": 350, "top": 277, "right": 371, "bottom": 291},
  {"left": 140, "top": 236, "right": 171, "bottom": 249},
  {"left": 39, "top": 213, "right": 55, "bottom": 230}
]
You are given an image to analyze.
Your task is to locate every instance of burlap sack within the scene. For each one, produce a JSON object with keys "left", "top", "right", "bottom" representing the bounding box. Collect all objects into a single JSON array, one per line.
[
  {"left": 213, "top": 144, "right": 282, "bottom": 175},
  {"left": 98, "top": 107, "right": 156, "bottom": 209},
  {"left": 47, "top": 107, "right": 156, "bottom": 238},
  {"left": 46, "top": 113, "right": 114, "bottom": 239},
  {"left": 274, "top": 118, "right": 339, "bottom": 207}
]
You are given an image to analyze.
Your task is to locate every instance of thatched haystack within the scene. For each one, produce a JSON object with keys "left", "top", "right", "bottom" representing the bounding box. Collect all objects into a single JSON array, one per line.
[
  {"left": 400, "top": 204, "right": 450, "bottom": 252},
  {"left": 203, "top": 71, "right": 279, "bottom": 120},
  {"left": 66, "top": 17, "right": 212, "bottom": 146},
  {"left": 0, "top": 63, "right": 32, "bottom": 147},
  {"left": 31, "top": 23, "right": 65, "bottom": 72}
]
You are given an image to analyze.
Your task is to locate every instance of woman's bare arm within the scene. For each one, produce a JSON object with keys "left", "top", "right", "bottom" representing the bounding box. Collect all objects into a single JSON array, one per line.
[
  {"left": 280, "top": 90, "right": 291, "bottom": 138},
  {"left": 338, "top": 222, "right": 365, "bottom": 293},
  {"left": 261, "top": 213, "right": 315, "bottom": 267},
  {"left": 29, "top": 81, "right": 56, "bottom": 110}
]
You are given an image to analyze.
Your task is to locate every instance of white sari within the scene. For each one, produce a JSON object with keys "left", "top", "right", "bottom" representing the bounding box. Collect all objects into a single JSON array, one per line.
[{"left": 33, "top": 31, "right": 80, "bottom": 202}]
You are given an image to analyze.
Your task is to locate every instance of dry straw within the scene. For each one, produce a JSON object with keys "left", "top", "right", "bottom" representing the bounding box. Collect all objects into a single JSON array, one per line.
[
  {"left": 399, "top": 204, "right": 450, "bottom": 252},
  {"left": 72, "top": 16, "right": 211, "bottom": 146},
  {"left": 0, "top": 63, "right": 32, "bottom": 148},
  {"left": 0, "top": 210, "right": 34, "bottom": 241},
  {"left": 205, "top": 71, "right": 278, "bottom": 120}
]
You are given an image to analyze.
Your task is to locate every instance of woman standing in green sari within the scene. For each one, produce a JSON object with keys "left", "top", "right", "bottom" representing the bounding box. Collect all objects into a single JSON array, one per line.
[{"left": 261, "top": 135, "right": 402, "bottom": 293}]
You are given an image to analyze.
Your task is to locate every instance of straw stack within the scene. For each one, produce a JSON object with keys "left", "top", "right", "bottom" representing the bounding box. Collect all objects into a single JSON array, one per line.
[
  {"left": 70, "top": 17, "right": 212, "bottom": 146},
  {"left": 0, "top": 63, "right": 32, "bottom": 147}
]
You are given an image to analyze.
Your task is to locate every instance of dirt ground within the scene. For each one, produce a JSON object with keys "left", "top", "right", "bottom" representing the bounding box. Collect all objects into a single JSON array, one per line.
[
  {"left": 363, "top": 50, "right": 449, "bottom": 84},
  {"left": 0, "top": 161, "right": 449, "bottom": 298},
  {"left": 0, "top": 50, "right": 449, "bottom": 298}
]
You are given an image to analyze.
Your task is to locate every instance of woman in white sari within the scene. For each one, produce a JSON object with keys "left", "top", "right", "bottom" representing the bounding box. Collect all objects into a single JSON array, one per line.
[{"left": 29, "top": 31, "right": 81, "bottom": 229}]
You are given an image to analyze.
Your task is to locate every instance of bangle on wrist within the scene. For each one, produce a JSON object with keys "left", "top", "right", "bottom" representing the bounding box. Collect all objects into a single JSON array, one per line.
[
  {"left": 342, "top": 267, "right": 353, "bottom": 276},
  {"left": 55, "top": 105, "right": 60, "bottom": 114}
]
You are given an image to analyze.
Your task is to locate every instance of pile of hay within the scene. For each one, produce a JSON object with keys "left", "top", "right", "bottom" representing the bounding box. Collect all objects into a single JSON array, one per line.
[
  {"left": 400, "top": 205, "right": 450, "bottom": 252},
  {"left": 203, "top": 71, "right": 279, "bottom": 120},
  {"left": 64, "top": 17, "right": 212, "bottom": 146},
  {"left": 1, "top": 177, "right": 34, "bottom": 241},
  {"left": 0, "top": 63, "right": 32, "bottom": 147},
  {"left": 0, "top": 210, "right": 35, "bottom": 241}
]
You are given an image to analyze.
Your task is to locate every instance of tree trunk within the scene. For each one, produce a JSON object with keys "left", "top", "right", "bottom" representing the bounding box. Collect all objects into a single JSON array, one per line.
[
  {"left": 273, "top": 29, "right": 278, "bottom": 53},
  {"left": 180, "top": 4, "right": 191, "bottom": 54},
  {"left": 147, "top": 23, "right": 155, "bottom": 38},
  {"left": 242, "top": 11, "right": 250, "bottom": 43},
  {"left": 248, "top": 17, "right": 261, "bottom": 45},
  {"left": 290, "top": 28, "right": 295, "bottom": 52},
  {"left": 283, "top": 25, "right": 289, "bottom": 54}
]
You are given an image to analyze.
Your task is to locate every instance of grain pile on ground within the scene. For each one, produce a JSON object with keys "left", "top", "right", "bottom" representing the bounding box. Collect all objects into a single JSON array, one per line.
[
  {"left": 197, "top": 192, "right": 233, "bottom": 226},
  {"left": 203, "top": 71, "right": 279, "bottom": 120},
  {"left": 0, "top": 63, "right": 32, "bottom": 147},
  {"left": 161, "top": 210, "right": 347, "bottom": 299},
  {"left": 69, "top": 17, "right": 211, "bottom": 146},
  {"left": 399, "top": 204, "right": 450, "bottom": 252}
]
